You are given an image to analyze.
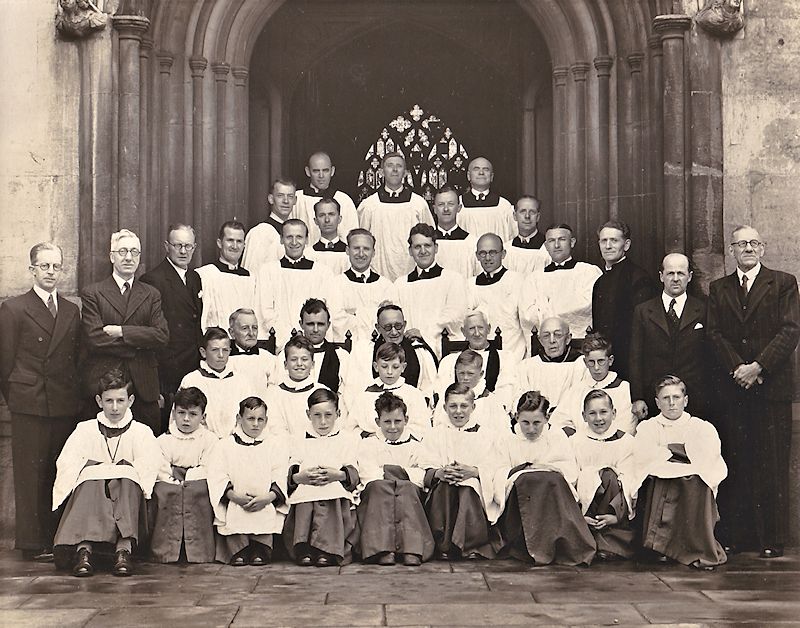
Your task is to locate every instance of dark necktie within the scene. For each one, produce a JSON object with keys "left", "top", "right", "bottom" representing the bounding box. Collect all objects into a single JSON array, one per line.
[
  {"left": 47, "top": 293, "right": 57, "bottom": 318},
  {"left": 326, "top": 242, "right": 335, "bottom": 250},
  {"left": 122, "top": 281, "right": 131, "bottom": 299},
  {"left": 478, "top": 193, "right": 486, "bottom": 201},
  {"left": 667, "top": 298, "right": 680, "bottom": 327},
  {"left": 741, "top": 274, "right": 749, "bottom": 299},
  {"left": 418, "top": 269, "right": 429, "bottom": 280},
  {"left": 391, "top": 191, "right": 399, "bottom": 199},
  {"left": 358, "top": 274, "right": 368, "bottom": 283}
]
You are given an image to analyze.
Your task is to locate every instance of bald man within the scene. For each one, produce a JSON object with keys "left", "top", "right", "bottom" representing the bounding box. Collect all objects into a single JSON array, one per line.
[
  {"left": 458, "top": 157, "right": 517, "bottom": 242},
  {"left": 630, "top": 253, "right": 711, "bottom": 419},
  {"left": 293, "top": 152, "right": 358, "bottom": 243}
]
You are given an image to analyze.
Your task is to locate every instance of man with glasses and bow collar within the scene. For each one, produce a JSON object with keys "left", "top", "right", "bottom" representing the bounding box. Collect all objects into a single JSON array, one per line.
[
  {"left": 357, "top": 152, "right": 433, "bottom": 281},
  {"left": 0, "top": 242, "right": 81, "bottom": 562},
  {"left": 469, "top": 233, "right": 530, "bottom": 360},
  {"left": 254, "top": 219, "right": 333, "bottom": 349},
  {"left": 504, "top": 195, "right": 550, "bottom": 277},
  {"left": 394, "top": 223, "right": 469, "bottom": 360},
  {"left": 227, "top": 308, "right": 278, "bottom": 390},
  {"left": 527, "top": 224, "right": 602, "bottom": 346},
  {"left": 141, "top": 223, "right": 203, "bottom": 431},
  {"left": 242, "top": 178, "right": 301, "bottom": 272},
  {"left": 80, "top": 229, "right": 169, "bottom": 434},
  {"left": 431, "top": 185, "right": 478, "bottom": 278},
  {"left": 307, "top": 197, "right": 350, "bottom": 276},
  {"left": 293, "top": 152, "right": 358, "bottom": 244},
  {"left": 458, "top": 157, "right": 517, "bottom": 243},
  {"left": 708, "top": 226, "right": 800, "bottom": 560}
]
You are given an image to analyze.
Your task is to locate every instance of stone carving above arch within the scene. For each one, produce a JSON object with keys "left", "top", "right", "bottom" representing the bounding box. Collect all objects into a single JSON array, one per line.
[
  {"left": 696, "top": 0, "right": 744, "bottom": 38},
  {"left": 55, "top": 0, "right": 108, "bottom": 39}
]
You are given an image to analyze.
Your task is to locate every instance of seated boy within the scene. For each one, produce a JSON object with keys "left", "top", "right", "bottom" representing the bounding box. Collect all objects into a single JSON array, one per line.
[
  {"left": 414, "top": 383, "right": 497, "bottom": 560},
  {"left": 284, "top": 388, "right": 361, "bottom": 567},
  {"left": 150, "top": 387, "right": 219, "bottom": 563},
  {"left": 344, "top": 342, "right": 431, "bottom": 438},
  {"left": 571, "top": 390, "right": 636, "bottom": 560},
  {"left": 634, "top": 375, "right": 727, "bottom": 569},
  {"left": 179, "top": 327, "right": 257, "bottom": 438},
  {"left": 356, "top": 392, "right": 435, "bottom": 565},
  {"left": 549, "top": 334, "right": 639, "bottom": 435},
  {"left": 206, "top": 396, "right": 288, "bottom": 565},
  {"left": 52, "top": 369, "right": 163, "bottom": 577},
  {"left": 492, "top": 390, "right": 595, "bottom": 566},
  {"left": 264, "top": 334, "right": 332, "bottom": 437},
  {"left": 432, "top": 350, "right": 509, "bottom": 436}
]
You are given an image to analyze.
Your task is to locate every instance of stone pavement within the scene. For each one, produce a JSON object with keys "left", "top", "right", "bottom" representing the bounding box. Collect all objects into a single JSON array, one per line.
[{"left": 0, "top": 549, "right": 798, "bottom": 627}]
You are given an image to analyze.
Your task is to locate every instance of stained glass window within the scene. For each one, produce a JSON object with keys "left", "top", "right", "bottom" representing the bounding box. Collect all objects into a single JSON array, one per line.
[{"left": 357, "top": 104, "right": 470, "bottom": 205}]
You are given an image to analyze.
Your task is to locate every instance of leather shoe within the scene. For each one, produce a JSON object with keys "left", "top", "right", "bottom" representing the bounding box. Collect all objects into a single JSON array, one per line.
[
  {"left": 112, "top": 549, "right": 133, "bottom": 577},
  {"left": 722, "top": 544, "right": 738, "bottom": 555},
  {"left": 437, "top": 551, "right": 450, "bottom": 561},
  {"left": 33, "top": 548, "right": 54, "bottom": 563},
  {"left": 249, "top": 546, "right": 271, "bottom": 566},
  {"left": 315, "top": 553, "right": 335, "bottom": 567},
  {"left": 760, "top": 547, "right": 784, "bottom": 559},
  {"left": 297, "top": 554, "right": 314, "bottom": 567},
  {"left": 377, "top": 551, "right": 395, "bottom": 565},
  {"left": 690, "top": 560, "right": 716, "bottom": 571},
  {"left": 72, "top": 548, "right": 93, "bottom": 578},
  {"left": 401, "top": 553, "right": 422, "bottom": 566},
  {"left": 465, "top": 551, "right": 482, "bottom": 560}
]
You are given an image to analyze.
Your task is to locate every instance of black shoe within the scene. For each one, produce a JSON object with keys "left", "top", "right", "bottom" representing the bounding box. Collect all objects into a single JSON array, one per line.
[
  {"left": 112, "top": 549, "right": 133, "bottom": 577},
  {"left": 249, "top": 545, "right": 271, "bottom": 566},
  {"left": 315, "top": 553, "right": 335, "bottom": 567},
  {"left": 72, "top": 548, "right": 93, "bottom": 578},
  {"left": 230, "top": 547, "right": 249, "bottom": 567},
  {"left": 722, "top": 544, "right": 738, "bottom": 555},
  {"left": 690, "top": 560, "right": 716, "bottom": 571},
  {"left": 33, "top": 548, "right": 54, "bottom": 563},
  {"left": 297, "top": 554, "right": 314, "bottom": 566},
  {"left": 759, "top": 547, "right": 784, "bottom": 559}
]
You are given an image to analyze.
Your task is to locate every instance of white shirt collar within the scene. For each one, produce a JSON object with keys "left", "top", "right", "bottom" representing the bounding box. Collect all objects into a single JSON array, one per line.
[
  {"left": 348, "top": 266, "right": 371, "bottom": 280},
  {"left": 416, "top": 265, "right": 435, "bottom": 276},
  {"left": 319, "top": 236, "right": 341, "bottom": 246},
  {"left": 554, "top": 257, "right": 573, "bottom": 267},
  {"left": 518, "top": 230, "right": 538, "bottom": 243},
  {"left": 32, "top": 284, "right": 57, "bottom": 308},
  {"left": 218, "top": 257, "right": 241, "bottom": 270},
  {"left": 604, "top": 255, "right": 626, "bottom": 271},
  {"left": 437, "top": 225, "right": 458, "bottom": 236},
  {"left": 166, "top": 257, "right": 188, "bottom": 283},
  {"left": 661, "top": 292, "right": 688, "bottom": 317},
  {"left": 384, "top": 185, "right": 403, "bottom": 196},
  {"left": 111, "top": 272, "right": 134, "bottom": 292},
  {"left": 737, "top": 263, "right": 761, "bottom": 284},
  {"left": 470, "top": 187, "right": 490, "bottom": 198}
]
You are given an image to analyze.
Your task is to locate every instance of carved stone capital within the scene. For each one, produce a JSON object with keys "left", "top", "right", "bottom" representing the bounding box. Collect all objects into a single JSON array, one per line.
[
  {"left": 648, "top": 34, "right": 663, "bottom": 51},
  {"left": 189, "top": 56, "right": 208, "bottom": 79},
  {"left": 140, "top": 37, "right": 153, "bottom": 51},
  {"left": 211, "top": 62, "right": 231, "bottom": 82},
  {"left": 653, "top": 14, "right": 692, "bottom": 41},
  {"left": 112, "top": 14, "right": 150, "bottom": 40},
  {"left": 570, "top": 62, "right": 590, "bottom": 82},
  {"left": 552, "top": 66, "right": 569, "bottom": 87},
  {"left": 232, "top": 66, "right": 249, "bottom": 87},
  {"left": 626, "top": 53, "right": 645, "bottom": 73},
  {"left": 157, "top": 53, "right": 174, "bottom": 74},
  {"left": 56, "top": 0, "right": 109, "bottom": 39},
  {"left": 696, "top": 0, "right": 744, "bottom": 38},
  {"left": 593, "top": 55, "right": 613, "bottom": 78}
]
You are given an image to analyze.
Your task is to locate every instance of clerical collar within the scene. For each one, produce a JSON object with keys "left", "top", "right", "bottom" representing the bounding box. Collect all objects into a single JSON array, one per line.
[
  {"left": 737, "top": 263, "right": 761, "bottom": 285},
  {"left": 470, "top": 188, "right": 490, "bottom": 198},
  {"left": 166, "top": 257, "right": 188, "bottom": 283},
  {"left": 112, "top": 272, "right": 134, "bottom": 292},
  {"left": 306, "top": 184, "right": 336, "bottom": 197},
  {"left": 662, "top": 292, "right": 687, "bottom": 314},
  {"left": 365, "top": 377, "right": 405, "bottom": 392},
  {"left": 385, "top": 185, "right": 403, "bottom": 196},
  {"left": 604, "top": 256, "right": 626, "bottom": 272},
  {"left": 96, "top": 409, "right": 134, "bottom": 431},
  {"left": 32, "top": 284, "right": 57, "bottom": 307},
  {"left": 198, "top": 361, "right": 235, "bottom": 379}
]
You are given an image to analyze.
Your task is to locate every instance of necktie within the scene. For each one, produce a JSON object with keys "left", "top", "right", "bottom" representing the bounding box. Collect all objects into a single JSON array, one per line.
[
  {"left": 478, "top": 193, "right": 486, "bottom": 201},
  {"left": 391, "top": 191, "right": 399, "bottom": 199},
  {"left": 667, "top": 298, "right": 680, "bottom": 327},
  {"left": 360, "top": 274, "right": 368, "bottom": 283},
  {"left": 122, "top": 281, "right": 130, "bottom": 298},
  {"left": 47, "top": 293, "right": 57, "bottom": 318},
  {"left": 741, "top": 274, "right": 749, "bottom": 296}
]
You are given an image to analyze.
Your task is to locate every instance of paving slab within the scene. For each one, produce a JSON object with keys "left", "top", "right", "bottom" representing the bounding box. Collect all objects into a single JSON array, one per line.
[
  {"left": 19, "top": 573, "right": 260, "bottom": 594},
  {"left": 700, "top": 589, "right": 800, "bottom": 603},
  {"left": 231, "top": 603, "right": 384, "bottom": 626},
  {"left": 532, "top": 589, "right": 708, "bottom": 604},
  {"left": 656, "top": 571, "right": 800, "bottom": 591},
  {"left": 385, "top": 602, "right": 645, "bottom": 626},
  {"left": 85, "top": 605, "right": 239, "bottom": 628},
  {"left": 715, "top": 552, "right": 800, "bottom": 572},
  {"left": 635, "top": 600, "right": 800, "bottom": 624},
  {"left": 0, "top": 595, "right": 30, "bottom": 609},
  {"left": 450, "top": 559, "right": 578, "bottom": 573},
  {"left": 254, "top": 571, "right": 488, "bottom": 595},
  {"left": 0, "top": 608, "right": 98, "bottom": 628},
  {"left": 0, "top": 576, "right": 38, "bottom": 594},
  {"left": 327, "top": 589, "right": 534, "bottom": 605},
  {"left": 198, "top": 591, "right": 328, "bottom": 605},
  {"left": 19, "top": 592, "right": 204, "bottom": 609},
  {"left": 340, "top": 560, "right": 453, "bottom": 574},
  {"left": 485, "top": 571, "right": 672, "bottom": 593}
]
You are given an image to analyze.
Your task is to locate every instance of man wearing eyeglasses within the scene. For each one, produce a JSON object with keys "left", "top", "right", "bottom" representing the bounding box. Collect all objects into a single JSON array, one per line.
[
  {"left": 141, "top": 224, "right": 203, "bottom": 430},
  {"left": 708, "top": 225, "right": 800, "bottom": 559},
  {"left": 81, "top": 229, "right": 169, "bottom": 434},
  {"left": 0, "top": 242, "right": 81, "bottom": 561}
]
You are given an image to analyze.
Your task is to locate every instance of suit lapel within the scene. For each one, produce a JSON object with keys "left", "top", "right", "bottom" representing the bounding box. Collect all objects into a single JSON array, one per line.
[
  {"left": 100, "top": 276, "right": 129, "bottom": 317},
  {"left": 124, "top": 280, "right": 148, "bottom": 322},
  {"left": 743, "top": 267, "right": 774, "bottom": 321},
  {"left": 48, "top": 296, "right": 75, "bottom": 356},
  {"left": 644, "top": 300, "right": 670, "bottom": 336},
  {"left": 678, "top": 296, "right": 704, "bottom": 331},
  {"left": 160, "top": 259, "right": 194, "bottom": 306},
  {"left": 721, "top": 272, "right": 746, "bottom": 322},
  {"left": 22, "top": 289, "right": 55, "bottom": 334}
]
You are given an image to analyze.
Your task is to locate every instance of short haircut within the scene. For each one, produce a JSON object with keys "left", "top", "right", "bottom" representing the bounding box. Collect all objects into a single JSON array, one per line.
[
  {"left": 229, "top": 307, "right": 257, "bottom": 328},
  {"left": 654, "top": 374, "right": 687, "bottom": 396},
  {"left": 658, "top": 253, "right": 693, "bottom": 273},
  {"left": 300, "top": 298, "right": 330, "bottom": 321},
  {"left": 110, "top": 229, "right": 140, "bottom": 251},
  {"left": 597, "top": 220, "right": 631, "bottom": 240},
  {"left": 218, "top": 220, "right": 246, "bottom": 240},
  {"left": 381, "top": 151, "right": 405, "bottom": 167},
  {"left": 444, "top": 382, "right": 475, "bottom": 402},
  {"left": 515, "top": 195, "right": 541, "bottom": 209},
  {"left": 202, "top": 327, "right": 230, "bottom": 349},
  {"left": 375, "top": 342, "right": 406, "bottom": 363},
  {"left": 307, "top": 387, "right": 339, "bottom": 410},
  {"left": 174, "top": 387, "right": 208, "bottom": 412},
  {"left": 313, "top": 197, "right": 341, "bottom": 215},
  {"left": 167, "top": 223, "right": 195, "bottom": 239},
  {"left": 375, "top": 391, "right": 407, "bottom": 418},
  {"left": 408, "top": 222, "right": 437, "bottom": 245},
  {"left": 434, "top": 184, "right": 459, "bottom": 199},
  {"left": 731, "top": 224, "right": 754, "bottom": 240},
  {"left": 271, "top": 178, "right": 297, "bottom": 193},
  {"left": 346, "top": 228, "right": 376, "bottom": 247},
  {"left": 29, "top": 242, "right": 63, "bottom": 265},
  {"left": 284, "top": 333, "right": 314, "bottom": 357},
  {"left": 583, "top": 389, "right": 613, "bottom": 412},
  {"left": 544, "top": 223, "right": 573, "bottom": 235},
  {"left": 376, "top": 303, "right": 404, "bottom": 321},
  {"left": 238, "top": 395, "right": 267, "bottom": 416},
  {"left": 516, "top": 390, "right": 550, "bottom": 415},
  {"left": 463, "top": 308, "right": 490, "bottom": 328},
  {"left": 581, "top": 333, "right": 613, "bottom": 357},
  {"left": 455, "top": 349, "right": 483, "bottom": 370},
  {"left": 281, "top": 218, "right": 308, "bottom": 236},
  {"left": 97, "top": 368, "right": 133, "bottom": 396}
]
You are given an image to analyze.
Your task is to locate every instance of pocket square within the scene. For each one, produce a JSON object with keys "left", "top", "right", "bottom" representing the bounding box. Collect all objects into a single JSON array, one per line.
[{"left": 694, "top": 322, "right": 704, "bottom": 330}]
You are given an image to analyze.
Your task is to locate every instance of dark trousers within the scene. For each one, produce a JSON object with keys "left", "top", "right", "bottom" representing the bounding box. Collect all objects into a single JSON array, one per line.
[{"left": 10, "top": 413, "right": 78, "bottom": 551}]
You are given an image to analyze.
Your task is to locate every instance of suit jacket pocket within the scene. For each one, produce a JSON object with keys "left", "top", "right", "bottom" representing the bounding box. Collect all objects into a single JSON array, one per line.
[{"left": 7, "top": 370, "right": 38, "bottom": 385}]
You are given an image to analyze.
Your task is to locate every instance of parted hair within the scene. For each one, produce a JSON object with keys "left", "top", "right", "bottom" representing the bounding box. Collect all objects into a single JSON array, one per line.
[
  {"left": 346, "top": 228, "right": 376, "bottom": 246},
  {"left": 284, "top": 333, "right": 314, "bottom": 357},
  {"left": 581, "top": 333, "right": 613, "bottom": 356},
  {"left": 174, "top": 387, "right": 208, "bottom": 412},
  {"left": 313, "top": 197, "right": 341, "bottom": 215},
  {"left": 97, "top": 368, "right": 133, "bottom": 396},
  {"left": 238, "top": 396, "right": 267, "bottom": 416},
  {"left": 654, "top": 374, "right": 687, "bottom": 396},
  {"left": 375, "top": 391, "right": 408, "bottom": 418},
  {"left": 515, "top": 195, "right": 541, "bottom": 210},
  {"left": 381, "top": 151, "right": 405, "bottom": 167},
  {"left": 434, "top": 184, "right": 459, "bottom": 199},
  {"left": 375, "top": 341, "right": 406, "bottom": 363},
  {"left": 281, "top": 218, "right": 308, "bottom": 236},
  {"left": 228, "top": 307, "right": 257, "bottom": 328},
  {"left": 300, "top": 298, "right": 330, "bottom": 321},
  {"left": 455, "top": 349, "right": 483, "bottom": 369},
  {"left": 218, "top": 220, "right": 246, "bottom": 240},
  {"left": 408, "top": 222, "right": 437, "bottom": 244},
  {"left": 29, "top": 242, "right": 63, "bottom": 265},
  {"left": 444, "top": 382, "right": 475, "bottom": 402},
  {"left": 307, "top": 387, "right": 339, "bottom": 410},
  {"left": 515, "top": 390, "right": 551, "bottom": 415},
  {"left": 583, "top": 389, "right": 613, "bottom": 412},
  {"left": 544, "top": 223, "right": 573, "bottom": 235},
  {"left": 597, "top": 220, "right": 631, "bottom": 240},
  {"left": 202, "top": 326, "right": 230, "bottom": 349}
]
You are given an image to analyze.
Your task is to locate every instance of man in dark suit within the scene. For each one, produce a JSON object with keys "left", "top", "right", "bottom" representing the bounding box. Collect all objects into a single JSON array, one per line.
[
  {"left": 0, "top": 243, "right": 81, "bottom": 560},
  {"left": 708, "top": 226, "right": 800, "bottom": 558},
  {"left": 630, "top": 253, "right": 711, "bottom": 420},
  {"left": 140, "top": 224, "right": 202, "bottom": 430},
  {"left": 591, "top": 220, "right": 657, "bottom": 379},
  {"left": 81, "top": 229, "right": 169, "bottom": 434}
]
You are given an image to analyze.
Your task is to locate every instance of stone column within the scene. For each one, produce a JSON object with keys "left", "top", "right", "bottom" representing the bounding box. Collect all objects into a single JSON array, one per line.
[
  {"left": 268, "top": 84, "right": 283, "bottom": 183},
  {"left": 139, "top": 37, "right": 154, "bottom": 268},
  {"left": 627, "top": 53, "right": 645, "bottom": 199},
  {"left": 648, "top": 35, "right": 665, "bottom": 270},
  {"left": 210, "top": 62, "right": 230, "bottom": 263},
  {"left": 189, "top": 56, "right": 208, "bottom": 232},
  {"left": 552, "top": 66, "right": 569, "bottom": 222},
  {"left": 571, "top": 62, "right": 590, "bottom": 257},
  {"left": 653, "top": 14, "right": 691, "bottom": 253},
  {"left": 156, "top": 52, "right": 174, "bottom": 233},
  {"left": 593, "top": 56, "right": 613, "bottom": 221},
  {"left": 232, "top": 66, "right": 249, "bottom": 220},
  {"left": 112, "top": 14, "right": 150, "bottom": 233}
]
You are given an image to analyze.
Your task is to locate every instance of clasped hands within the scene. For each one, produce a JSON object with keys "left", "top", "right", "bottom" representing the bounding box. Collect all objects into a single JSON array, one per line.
[
  {"left": 294, "top": 466, "right": 346, "bottom": 487},
  {"left": 434, "top": 461, "right": 479, "bottom": 485},
  {"left": 226, "top": 488, "right": 276, "bottom": 512},
  {"left": 733, "top": 362, "right": 763, "bottom": 390}
]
